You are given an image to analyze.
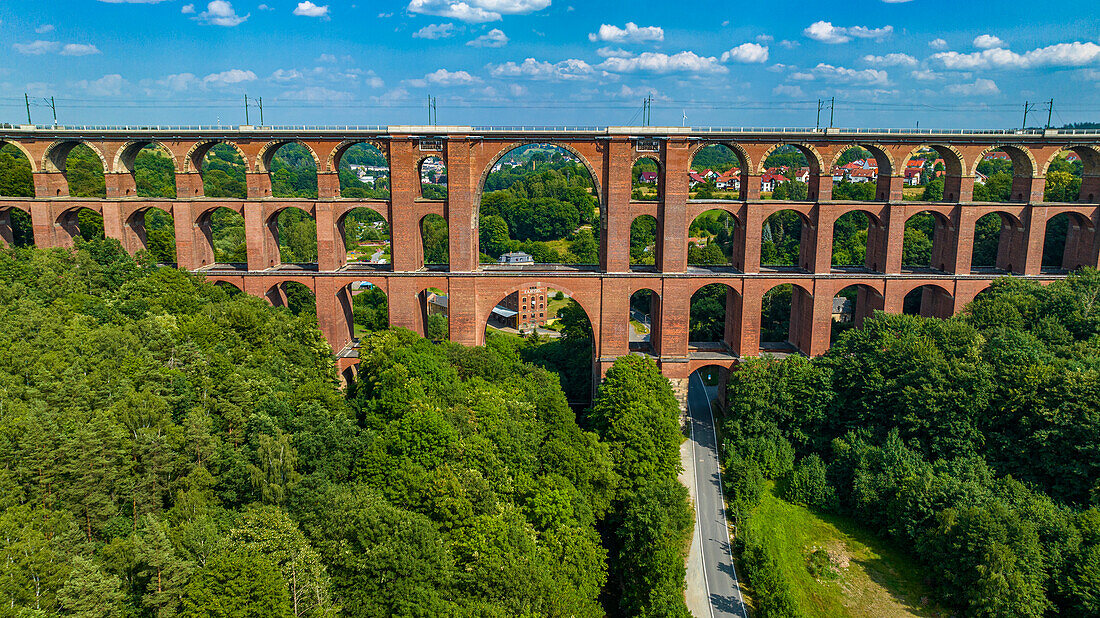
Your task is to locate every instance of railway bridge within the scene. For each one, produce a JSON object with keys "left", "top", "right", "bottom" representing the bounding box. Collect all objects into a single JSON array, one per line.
[{"left": 1, "top": 124, "right": 1098, "bottom": 387}]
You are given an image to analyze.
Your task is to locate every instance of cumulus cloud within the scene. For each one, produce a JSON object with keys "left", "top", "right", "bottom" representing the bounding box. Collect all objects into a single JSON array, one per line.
[
  {"left": 790, "top": 62, "right": 890, "bottom": 85},
  {"left": 293, "top": 2, "right": 329, "bottom": 18},
  {"left": 194, "top": 1, "right": 248, "bottom": 26},
  {"left": 489, "top": 57, "right": 594, "bottom": 80},
  {"left": 13, "top": 40, "right": 60, "bottom": 55},
  {"left": 61, "top": 43, "right": 101, "bottom": 56},
  {"left": 181, "top": 4, "right": 195, "bottom": 13},
  {"left": 406, "top": 0, "right": 550, "bottom": 23},
  {"left": 35, "top": 24, "right": 54, "bottom": 34},
  {"left": 413, "top": 23, "right": 455, "bottom": 39},
  {"left": 928, "top": 38, "right": 948, "bottom": 50},
  {"left": 721, "top": 43, "right": 769, "bottom": 63},
  {"left": 270, "top": 69, "right": 305, "bottom": 82},
  {"left": 931, "top": 41, "right": 1100, "bottom": 70},
  {"left": 973, "top": 34, "right": 1004, "bottom": 49},
  {"left": 910, "top": 69, "right": 943, "bottom": 81},
  {"left": 597, "top": 51, "right": 727, "bottom": 75},
  {"left": 74, "top": 74, "right": 127, "bottom": 97},
  {"left": 587, "top": 22, "right": 664, "bottom": 44},
  {"left": 946, "top": 78, "right": 1000, "bottom": 96},
  {"left": 159, "top": 73, "right": 199, "bottom": 91},
  {"left": 862, "top": 53, "right": 917, "bottom": 67},
  {"left": 596, "top": 47, "right": 632, "bottom": 58},
  {"left": 279, "top": 86, "right": 354, "bottom": 101},
  {"left": 773, "top": 84, "right": 804, "bottom": 97},
  {"left": 203, "top": 68, "right": 257, "bottom": 87},
  {"left": 408, "top": 68, "right": 482, "bottom": 87},
  {"left": 804, "top": 20, "right": 893, "bottom": 44},
  {"left": 468, "top": 28, "right": 508, "bottom": 47}
]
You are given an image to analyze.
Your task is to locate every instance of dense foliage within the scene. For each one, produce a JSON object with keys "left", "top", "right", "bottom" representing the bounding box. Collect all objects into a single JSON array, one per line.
[{"left": 721, "top": 270, "right": 1100, "bottom": 617}]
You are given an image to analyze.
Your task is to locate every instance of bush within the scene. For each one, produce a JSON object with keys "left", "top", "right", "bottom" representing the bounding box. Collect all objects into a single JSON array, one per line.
[
  {"left": 739, "top": 530, "right": 800, "bottom": 617},
  {"left": 781, "top": 454, "right": 836, "bottom": 510}
]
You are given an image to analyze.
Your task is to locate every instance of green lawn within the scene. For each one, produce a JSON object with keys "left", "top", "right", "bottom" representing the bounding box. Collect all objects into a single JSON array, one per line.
[{"left": 743, "top": 485, "right": 947, "bottom": 618}]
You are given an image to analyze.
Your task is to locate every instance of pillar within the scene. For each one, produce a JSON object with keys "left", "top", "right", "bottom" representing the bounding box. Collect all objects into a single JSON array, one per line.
[
  {"left": 1018, "top": 205, "right": 1046, "bottom": 275},
  {"left": 788, "top": 284, "right": 820, "bottom": 355},
  {"left": 742, "top": 172, "right": 761, "bottom": 200},
  {"left": 318, "top": 172, "right": 340, "bottom": 199},
  {"left": 735, "top": 204, "right": 763, "bottom": 274},
  {"left": 387, "top": 276, "right": 427, "bottom": 336},
  {"left": 1064, "top": 212, "right": 1100, "bottom": 269},
  {"left": 947, "top": 175, "right": 975, "bottom": 203},
  {"left": 1080, "top": 175, "right": 1100, "bottom": 203},
  {"left": 878, "top": 174, "right": 904, "bottom": 202},
  {"left": 658, "top": 278, "right": 692, "bottom": 362},
  {"left": 0, "top": 210, "right": 13, "bottom": 247},
  {"left": 599, "top": 278, "right": 633, "bottom": 361},
  {"left": 389, "top": 139, "right": 423, "bottom": 272},
  {"left": 876, "top": 204, "right": 906, "bottom": 274},
  {"left": 1010, "top": 175, "right": 1045, "bottom": 204},
  {"left": 737, "top": 281, "right": 762, "bottom": 356},
  {"left": 316, "top": 202, "right": 344, "bottom": 271},
  {"left": 445, "top": 138, "right": 478, "bottom": 273},
  {"left": 447, "top": 277, "right": 479, "bottom": 346},
  {"left": 106, "top": 173, "right": 136, "bottom": 198},
  {"left": 315, "top": 278, "right": 352, "bottom": 353},
  {"left": 603, "top": 138, "right": 633, "bottom": 272},
  {"left": 30, "top": 202, "right": 54, "bottom": 247},
  {"left": 808, "top": 172, "right": 831, "bottom": 202},
  {"left": 247, "top": 172, "right": 272, "bottom": 199},
  {"left": 807, "top": 205, "right": 831, "bottom": 273},
  {"left": 173, "top": 203, "right": 200, "bottom": 269},
  {"left": 100, "top": 202, "right": 126, "bottom": 249},
  {"left": 658, "top": 139, "right": 691, "bottom": 273},
  {"left": 33, "top": 172, "right": 67, "bottom": 198},
  {"left": 175, "top": 172, "right": 204, "bottom": 198},
  {"left": 243, "top": 203, "right": 272, "bottom": 270},
  {"left": 722, "top": 287, "right": 744, "bottom": 356}
]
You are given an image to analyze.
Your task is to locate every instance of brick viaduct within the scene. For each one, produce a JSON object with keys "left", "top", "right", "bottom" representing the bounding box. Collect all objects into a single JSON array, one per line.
[{"left": 1, "top": 125, "right": 1099, "bottom": 388}]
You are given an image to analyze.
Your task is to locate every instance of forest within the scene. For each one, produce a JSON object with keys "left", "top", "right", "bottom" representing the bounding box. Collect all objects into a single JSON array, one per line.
[
  {"left": 0, "top": 239, "right": 694, "bottom": 617},
  {"left": 721, "top": 270, "right": 1100, "bottom": 617}
]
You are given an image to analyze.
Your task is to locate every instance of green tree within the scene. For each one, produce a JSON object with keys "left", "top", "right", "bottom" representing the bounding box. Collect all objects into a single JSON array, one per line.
[
  {"left": 57, "top": 557, "right": 126, "bottom": 618},
  {"left": 181, "top": 552, "right": 292, "bottom": 618}
]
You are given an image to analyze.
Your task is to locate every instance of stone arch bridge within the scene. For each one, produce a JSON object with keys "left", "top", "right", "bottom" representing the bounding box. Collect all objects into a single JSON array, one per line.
[{"left": 1, "top": 124, "right": 1098, "bottom": 388}]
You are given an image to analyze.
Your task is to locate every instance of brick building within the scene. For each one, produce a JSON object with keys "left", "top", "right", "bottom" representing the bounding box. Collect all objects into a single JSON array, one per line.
[{"left": 499, "top": 285, "right": 549, "bottom": 331}]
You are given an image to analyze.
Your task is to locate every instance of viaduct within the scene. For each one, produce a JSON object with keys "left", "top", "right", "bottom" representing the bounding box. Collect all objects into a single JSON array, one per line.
[{"left": 1, "top": 124, "right": 1099, "bottom": 390}]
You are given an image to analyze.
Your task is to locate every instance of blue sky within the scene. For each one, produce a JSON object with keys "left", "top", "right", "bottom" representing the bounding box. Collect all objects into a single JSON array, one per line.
[{"left": 1, "top": 0, "right": 1098, "bottom": 128}]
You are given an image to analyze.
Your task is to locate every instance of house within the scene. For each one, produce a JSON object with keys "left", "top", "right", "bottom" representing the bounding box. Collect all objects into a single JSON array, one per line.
[
  {"left": 496, "top": 286, "right": 549, "bottom": 331},
  {"left": 761, "top": 173, "right": 787, "bottom": 193},
  {"left": 639, "top": 171, "right": 659, "bottom": 184},
  {"left": 426, "top": 293, "right": 448, "bottom": 317},
  {"left": 499, "top": 252, "right": 534, "bottom": 264},
  {"left": 975, "top": 171, "right": 989, "bottom": 185},
  {"left": 832, "top": 297, "right": 854, "bottom": 323},
  {"left": 983, "top": 151, "right": 1011, "bottom": 161},
  {"left": 715, "top": 170, "right": 740, "bottom": 190},
  {"left": 904, "top": 167, "right": 923, "bottom": 185},
  {"left": 847, "top": 168, "right": 878, "bottom": 183},
  {"left": 688, "top": 171, "right": 706, "bottom": 187},
  {"left": 792, "top": 167, "right": 810, "bottom": 183}
]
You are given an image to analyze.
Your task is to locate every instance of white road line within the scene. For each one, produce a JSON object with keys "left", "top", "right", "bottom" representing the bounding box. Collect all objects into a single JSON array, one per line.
[
  {"left": 689, "top": 388, "right": 716, "bottom": 618},
  {"left": 692, "top": 371, "right": 748, "bottom": 618}
]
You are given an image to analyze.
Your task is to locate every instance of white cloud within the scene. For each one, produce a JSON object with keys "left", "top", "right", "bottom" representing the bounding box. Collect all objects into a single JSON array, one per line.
[
  {"left": 203, "top": 68, "right": 257, "bottom": 87},
  {"left": 258, "top": 4, "right": 273, "bottom": 9},
  {"left": 410, "top": 68, "right": 482, "bottom": 87},
  {"left": 35, "top": 24, "right": 54, "bottom": 34},
  {"left": 946, "top": 78, "right": 1000, "bottom": 96},
  {"left": 96, "top": 0, "right": 173, "bottom": 3},
  {"left": 60, "top": 43, "right": 101, "bottom": 56},
  {"left": 13, "top": 40, "right": 60, "bottom": 55},
  {"left": 973, "top": 34, "right": 1004, "bottom": 49},
  {"left": 279, "top": 86, "right": 354, "bottom": 101},
  {"left": 803, "top": 20, "right": 893, "bottom": 44},
  {"left": 756, "top": 34, "right": 774, "bottom": 43},
  {"left": 773, "top": 84, "right": 804, "bottom": 97},
  {"left": 160, "top": 72, "right": 199, "bottom": 91},
  {"left": 862, "top": 53, "right": 917, "bottom": 67},
  {"left": 790, "top": 63, "right": 890, "bottom": 85},
  {"left": 910, "top": 69, "right": 943, "bottom": 81},
  {"left": 468, "top": 28, "right": 508, "bottom": 47},
  {"left": 413, "top": 23, "right": 455, "bottom": 39},
  {"left": 488, "top": 57, "right": 594, "bottom": 80},
  {"left": 721, "top": 43, "right": 768, "bottom": 63},
  {"left": 74, "top": 74, "right": 127, "bottom": 97},
  {"left": 195, "top": 1, "right": 248, "bottom": 26},
  {"left": 596, "top": 47, "right": 632, "bottom": 58},
  {"left": 406, "top": 0, "right": 550, "bottom": 23},
  {"left": 316, "top": 53, "right": 337, "bottom": 63},
  {"left": 293, "top": 2, "right": 329, "bottom": 18},
  {"left": 181, "top": 3, "right": 195, "bottom": 13},
  {"left": 270, "top": 69, "right": 305, "bottom": 82},
  {"left": 931, "top": 41, "right": 1100, "bottom": 70},
  {"left": 598, "top": 51, "right": 727, "bottom": 75},
  {"left": 780, "top": 40, "right": 799, "bottom": 49},
  {"left": 509, "top": 83, "right": 527, "bottom": 96},
  {"left": 928, "top": 38, "right": 948, "bottom": 50},
  {"left": 587, "top": 22, "right": 664, "bottom": 44}
]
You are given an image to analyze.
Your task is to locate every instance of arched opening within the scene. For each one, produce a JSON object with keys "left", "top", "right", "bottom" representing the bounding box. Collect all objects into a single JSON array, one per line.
[
  {"left": 120, "top": 142, "right": 176, "bottom": 198},
  {"left": 337, "top": 143, "right": 390, "bottom": 199},
  {"left": 266, "top": 142, "right": 318, "bottom": 199},
  {"left": 690, "top": 144, "right": 744, "bottom": 200},
  {"left": 200, "top": 144, "right": 247, "bottom": 199},
  {"left": 419, "top": 156, "right": 447, "bottom": 199},
  {"left": 762, "top": 145, "right": 810, "bottom": 201},
  {"left": 829, "top": 284, "right": 884, "bottom": 345},
  {"left": 689, "top": 283, "right": 740, "bottom": 353},
  {"left": 630, "top": 215, "right": 657, "bottom": 267},
  {"left": 974, "top": 147, "right": 1029, "bottom": 203},
  {"left": 902, "top": 284, "right": 955, "bottom": 318},
  {"left": 688, "top": 209, "right": 737, "bottom": 267},
  {"left": 269, "top": 281, "right": 316, "bottom": 318},
  {"left": 971, "top": 211, "right": 1024, "bottom": 273},
  {"left": 479, "top": 143, "right": 601, "bottom": 265},
  {"left": 272, "top": 208, "right": 317, "bottom": 265},
  {"left": 688, "top": 365, "right": 731, "bottom": 413},
  {"left": 198, "top": 207, "right": 247, "bottom": 265},
  {"left": 831, "top": 146, "right": 879, "bottom": 201},
  {"left": 760, "top": 283, "right": 794, "bottom": 352},
  {"left": 1042, "top": 212, "right": 1097, "bottom": 272},
  {"left": 64, "top": 144, "right": 106, "bottom": 198},
  {"left": 341, "top": 207, "right": 390, "bottom": 265},
  {"left": 351, "top": 281, "right": 389, "bottom": 337},
  {"left": 832, "top": 210, "right": 880, "bottom": 271},
  {"left": 1043, "top": 149, "right": 1090, "bottom": 203},
  {"left": 54, "top": 207, "right": 104, "bottom": 244},
  {"left": 128, "top": 207, "right": 176, "bottom": 264},
  {"left": 213, "top": 280, "right": 243, "bottom": 297},
  {"left": 629, "top": 288, "right": 660, "bottom": 354},
  {"left": 631, "top": 157, "right": 660, "bottom": 201},
  {"left": 0, "top": 143, "right": 35, "bottom": 247},
  {"left": 761, "top": 210, "right": 810, "bottom": 270},
  {"left": 902, "top": 211, "right": 952, "bottom": 271},
  {"left": 420, "top": 213, "right": 449, "bottom": 267}
]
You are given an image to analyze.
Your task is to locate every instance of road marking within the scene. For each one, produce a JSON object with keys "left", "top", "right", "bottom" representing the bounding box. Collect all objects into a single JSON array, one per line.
[
  {"left": 689, "top": 387, "right": 715, "bottom": 618},
  {"left": 692, "top": 371, "right": 748, "bottom": 618}
]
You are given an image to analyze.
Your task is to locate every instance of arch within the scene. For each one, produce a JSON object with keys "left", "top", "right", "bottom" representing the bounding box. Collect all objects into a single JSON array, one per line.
[
  {"left": 1041, "top": 145, "right": 1100, "bottom": 176},
  {"left": 42, "top": 140, "right": 108, "bottom": 174},
  {"left": 688, "top": 364, "right": 733, "bottom": 410},
  {"left": 183, "top": 140, "right": 250, "bottom": 174},
  {"left": 829, "top": 283, "right": 885, "bottom": 345},
  {"left": 420, "top": 213, "right": 449, "bottom": 266},
  {"left": 349, "top": 280, "right": 390, "bottom": 337},
  {"left": 761, "top": 208, "right": 813, "bottom": 270},
  {"left": 269, "top": 206, "right": 318, "bottom": 265},
  {"left": 689, "top": 142, "right": 750, "bottom": 200},
  {"left": 328, "top": 139, "right": 389, "bottom": 173},
  {"left": 255, "top": 140, "right": 320, "bottom": 174},
  {"left": 196, "top": 206, "right": 247, "bottom": 265},
  {"left": 688, "top": 209, "right": 737, "bottom": 268},
  {"left": 830, "top": 144, "right": 893, "bottom": 202},
  {"left": 112, "top": 140, "right": 177, "bottom": 175},
  {"left": 334, "top": 141, "right": 390, "bottom": 199},
  {"left": 477, "top": 142, "right": 602, "bottom": 266},
  {"left": 261, "top": 142, "right": 319, "bottom": 199},
  {"left": 1042, "top": 211, "right": 1097, "bottom": 272},
  {"left": 970, "top": 144, "right": 1036, "bottom": 178},
  {"left": 902, "top": 210, "right": 953, "bottom": 271},
  {"left": 902, "top": 283, "right": 955, "bottom": 318},
  {"left": 971, "top": 210, "right": 1025, "bottom": 273},
  {"left": 831, "top": 208, "right": 883, "bottom": 270},
  {"left": 827, "top": 142, "right": 896, "bottom": 174},
  {"left": 689, "top": 141, "right": 752, "bottom": 175},
  {"left": 756, "top": 142, "right": 824, "bottom": 176},
  {"left": 339, "top": 206, "right": 391, "bottom": 266},
  {"left": 267, "top": 280, "right": 317, "bottom": 317},
  {"left": 480, "top": 280, "right": 598, "bottom": 340},
  {"left": 125, "top": 204, "right": 176, "bottom": 263},
  {"left": 630, "top": 214, "right": 658, "bottom": 266},
  {"left": 476, "top": 140, "right": 603, "bottom": 207},
  {"left": 0, "top": 140, "right": 38, "bottom": 173},
  {"left": 901, "top": 143, "right": 965, "bottom": 178},
  {"left": 211, "top": 279, "right": 243, "bottom": 295},
  {"left": 629, "top": 287, "right": 661, "bottom": 354},
  {"left": 55, "top": 206, "right": 105, "bottom": 246},
  {"left": 632, "top": 155, "right": 661, "bottom": 203},
  {"left": 418, "top": 155, "right": 448, "bottom": 199},
  {"left": 689, "top": 282, "right": 742, "bottom": 354}
]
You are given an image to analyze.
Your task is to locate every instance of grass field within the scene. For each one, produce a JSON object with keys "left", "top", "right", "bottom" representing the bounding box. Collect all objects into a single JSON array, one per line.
[{"left": 743, "top": 485, "right": 948, "bottom": 617}]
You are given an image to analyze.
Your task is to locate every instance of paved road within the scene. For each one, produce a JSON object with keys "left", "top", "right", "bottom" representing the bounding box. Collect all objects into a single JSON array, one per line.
[{"left": 687, "top": 372, "right": 748, "bottom": 618}]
